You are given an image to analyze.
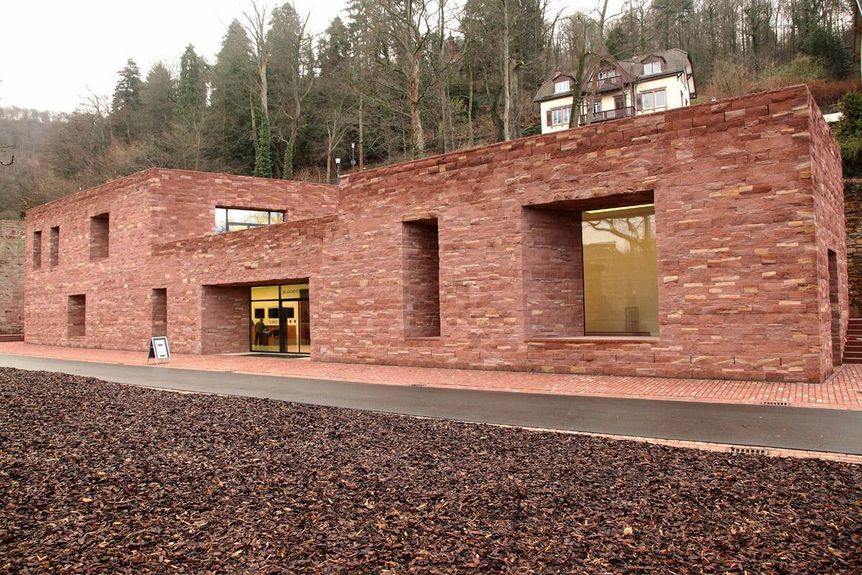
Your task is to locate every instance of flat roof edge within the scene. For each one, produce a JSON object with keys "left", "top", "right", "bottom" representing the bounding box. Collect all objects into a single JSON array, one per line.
[{"left": 341, "top": 84, "right": 813, "bottom": 185}]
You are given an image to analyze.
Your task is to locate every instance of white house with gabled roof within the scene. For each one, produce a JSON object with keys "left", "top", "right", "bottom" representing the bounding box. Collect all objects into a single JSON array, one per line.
[{"left": 534, "top": 48, "right": 696, "bottom": 134}]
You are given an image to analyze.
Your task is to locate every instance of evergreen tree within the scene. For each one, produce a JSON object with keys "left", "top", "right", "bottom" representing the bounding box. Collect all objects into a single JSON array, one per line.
[
  {"left": 173, "top": 45, "right": 210, "bottom": 170},
  {"left": 267, "top": 1, "right": 315, "bottom": 179},
  {"left": 319, "top": 17, "right": 351, "bottom": 75},
  {"left": 836, "top": 91, "right": 862, "bottom": 177},
  {"left": 111, "top": 59, "right": 144, "bottom": 142},
  {"left": 177, "top": 45, "right": 208, "bottom": 119},
  {"left": 141, "top": 62, "right": 177, "bottom": 136},
  {"left": 207, "top": 21, "right": 256, "bottom": 174}
]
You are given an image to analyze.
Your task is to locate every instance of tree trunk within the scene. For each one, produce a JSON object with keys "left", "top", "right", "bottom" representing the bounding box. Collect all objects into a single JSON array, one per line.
[
  {"left": 502, "top": 0, "right": 511, "bottom": 141},
  {"left": 438, "top": 1, "right": 448, "bottom": 154},
  {"left": 467, "top": 64, "right": 474, "bottom": 147},
  {"left": 568, "top": 45, "right": 588, "bottom": 128},
  {"left": 258, "top": 58, "right": 269, "bottom": 122},
  {"left": 249, "top": 92, "right": 257, "bottom": 152},
  {"left": 853, "top": 0, "right": 862, "bottom": 74},
  {"left": 326, "top": 140, "right": 332, "bottom": 183},
  {"left": 584, "top": 0, "right": 611, "bottom": 127},
  {"left": 410, "top": 54, "right": 425, "bottom": 155},
  {"left": 488, "top": 82, "right": 505, "bottom": 141},
  {"left": 283, "top": 136, "right": 295, "bottom": 180},
  {"left": 358, "top": 93, "right": 364, "bottom": 170}
]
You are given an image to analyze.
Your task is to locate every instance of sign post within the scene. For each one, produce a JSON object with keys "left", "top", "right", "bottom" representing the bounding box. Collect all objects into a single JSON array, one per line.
[{"left": 147, "top": 336, "right": 171, "bottom": 365}]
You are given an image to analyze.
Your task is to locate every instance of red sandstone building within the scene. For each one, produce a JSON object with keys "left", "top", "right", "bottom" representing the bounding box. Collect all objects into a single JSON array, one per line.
[{"left": 24, "top": 85, "right": 847, "bottom": 383}]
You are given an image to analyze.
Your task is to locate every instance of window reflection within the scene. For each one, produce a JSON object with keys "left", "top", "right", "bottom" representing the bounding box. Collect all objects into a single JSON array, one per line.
[
  {"left": 582, "top": 204, "right": 658, "bottom": 336},
  {"left": 215, "top": 208, "right": 284, "bottom": 233}
]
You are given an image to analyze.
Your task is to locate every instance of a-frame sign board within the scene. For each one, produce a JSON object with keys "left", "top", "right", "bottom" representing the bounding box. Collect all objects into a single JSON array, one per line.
[{"left": 148, "top": 336, "right": 171, "bottom": 365}]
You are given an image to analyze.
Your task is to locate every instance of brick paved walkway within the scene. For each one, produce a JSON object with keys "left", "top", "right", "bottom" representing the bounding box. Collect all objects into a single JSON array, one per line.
[{"left": 3, "top": 342, "right": 861, "bottom": 410}]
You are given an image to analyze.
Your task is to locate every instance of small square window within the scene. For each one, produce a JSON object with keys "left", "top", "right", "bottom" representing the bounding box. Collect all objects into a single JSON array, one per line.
[
  {"left": 643, "top": 92, "right": 654, "bottom": 109},
  {"left": 549, "top": 106, "right": 571, "bottom": 126},
  {"left": 554, "top": 80, "right": 571, "bottom": 94},
  {"left": 644, "top": 61, "right": 662, "bottom": 75}
]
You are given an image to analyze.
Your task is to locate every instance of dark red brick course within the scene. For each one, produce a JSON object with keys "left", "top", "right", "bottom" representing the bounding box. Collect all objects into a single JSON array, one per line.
[{"left": 24, "top": 85, "right": 848, "bottom": 383}]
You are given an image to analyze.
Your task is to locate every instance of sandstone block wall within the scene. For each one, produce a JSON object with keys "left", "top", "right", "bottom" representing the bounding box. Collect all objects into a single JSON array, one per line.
[
  {"left": 808, "top": 96, "right": 848, "bottom": 377},
  {"left": 0, "top": 220, "right": 24, "bottom": 334},
  {"left": 845, "top": 179, "right": 862, "bottom": 316},
  {"left": 24, "top": 169, "right": 336, "bottom": 352},
  {"left": 320, "top": 85, "right": 843, "bottom": 382},
  {"left": 24, "top": 86, "right": 847, "bottom": 383}
]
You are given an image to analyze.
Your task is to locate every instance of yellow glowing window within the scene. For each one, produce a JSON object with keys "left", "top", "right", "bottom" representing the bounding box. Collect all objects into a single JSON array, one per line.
[{"left": 581, "top": 203, "right": 658, "bottom": 336}]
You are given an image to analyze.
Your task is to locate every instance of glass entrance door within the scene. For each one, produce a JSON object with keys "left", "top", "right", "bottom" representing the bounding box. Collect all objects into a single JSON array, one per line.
[
  {"left": 250, "top": 283, "right": 310, "bottom": 354},
  {"left": 281, "top": 301, "right": 300, "bottom": 353}
]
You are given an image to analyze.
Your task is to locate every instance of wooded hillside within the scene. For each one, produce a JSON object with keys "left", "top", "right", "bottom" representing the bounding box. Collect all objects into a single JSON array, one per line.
[{"left": 0, "top": 0, "right": 858, "bottom": 219}]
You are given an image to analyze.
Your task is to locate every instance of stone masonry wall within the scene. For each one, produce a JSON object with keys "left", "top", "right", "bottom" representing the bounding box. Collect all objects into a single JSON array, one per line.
[
  {"left": 808, "top": 93, "right": 848, "bottom": 377},
  {"left": 0, "top": 220, "right": 25, "bottom": 334},
  {"left": 24, "top": 169, "right": 337, "bottom": 352},
  {"left": 319, "top": 84, "right": 835, "bottom": 382},
  {"left": 23, "top": 85, "right": 847, "bottom": 383},
  {"left": 845, "top": 179, "right": 862, "bottom": 317}
]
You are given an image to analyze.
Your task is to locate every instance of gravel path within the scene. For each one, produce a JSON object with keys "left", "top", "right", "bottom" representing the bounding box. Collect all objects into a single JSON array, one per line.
[{"left": 1, "top": 368, "right": 860, "bottom": 574}]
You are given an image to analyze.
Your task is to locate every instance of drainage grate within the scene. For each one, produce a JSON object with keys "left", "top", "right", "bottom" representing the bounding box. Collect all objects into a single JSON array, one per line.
[
  {"left": 729, "top": 446, "right": 770, "bottom": 456},
  {"left": 761, "top": 401, "right": 790, "bottom": 406}
]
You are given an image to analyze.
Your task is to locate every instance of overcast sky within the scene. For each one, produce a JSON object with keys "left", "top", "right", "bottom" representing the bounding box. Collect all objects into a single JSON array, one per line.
[{"left": 1, "top": 0, "right": 622, "bottom": 113}]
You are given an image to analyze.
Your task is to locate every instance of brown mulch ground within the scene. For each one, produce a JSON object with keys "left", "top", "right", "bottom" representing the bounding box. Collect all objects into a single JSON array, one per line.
[{"left": 1, "top": 368, "right": 860, "bottom": 574}]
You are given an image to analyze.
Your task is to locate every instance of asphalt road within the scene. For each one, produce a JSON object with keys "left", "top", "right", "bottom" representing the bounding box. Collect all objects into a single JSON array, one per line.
[{"left": 2, "top": 354, "right": 860, "bottom": 455}]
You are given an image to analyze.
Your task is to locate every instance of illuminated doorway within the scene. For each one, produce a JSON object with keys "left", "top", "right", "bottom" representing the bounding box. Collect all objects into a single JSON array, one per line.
[{"left": 250, "top": 283, "right": 310, "bottom": 354}]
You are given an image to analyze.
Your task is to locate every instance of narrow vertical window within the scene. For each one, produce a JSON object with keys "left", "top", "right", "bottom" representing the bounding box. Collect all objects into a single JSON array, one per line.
[
  {"left": 90, "top": 213, "right": 109, "bottom": 260},
  {"left": 49, "top": 226, "right": 59, "bottom": 267},
  {"left": 32, "top": 230, "right": 42, "bottom": 269},
  {"left": 68, "top": 294, "right": 86, "bottom": 337},
  {"left": 152, "top": 288, "right": 167, "bottom": 337},
  {"left": 403, "top": 218, "right": 441, "bottom": 337}
]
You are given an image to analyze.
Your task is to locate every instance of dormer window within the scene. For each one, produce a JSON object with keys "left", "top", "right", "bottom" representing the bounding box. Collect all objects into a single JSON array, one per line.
[
  {"left": 597, "top": 70, "right": 619, "bottom": 81},
  {"left": 643, "top": 61, "right": 662, "bottom": 75},
  {"left": 554, "top": 79, "right": 571, "bottom": 94}
]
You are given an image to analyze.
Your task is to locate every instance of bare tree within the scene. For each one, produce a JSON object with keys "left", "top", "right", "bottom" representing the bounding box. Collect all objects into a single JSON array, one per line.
[
  {"left": 243, "top": 2, "right": 270, "bottom": 122},
  {"left": 375, "top": 0, "right": 443, "bottom": 155}
]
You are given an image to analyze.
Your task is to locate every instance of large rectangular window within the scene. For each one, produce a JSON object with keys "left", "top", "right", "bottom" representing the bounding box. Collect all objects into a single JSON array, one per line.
[
  {"left": 215, "top": 208, "right": 284, "bottom": 234},
  {"left": 49, "top": 226, "right": 59, "bottom": 267},
  {"left": 403, "top": 219, "right": 441, "bottom": 337},
  {"left": 68, "top": 294, "right": 86, "bottom": 337},
  {"left": 32, "top": 230, "right": 42, "bottom": 269},
  {"left": 582, "top": 203, "right": 658, "bottom": 336},
  {"left": 90, "top": 213, "right": 109, "bottom": 260}
]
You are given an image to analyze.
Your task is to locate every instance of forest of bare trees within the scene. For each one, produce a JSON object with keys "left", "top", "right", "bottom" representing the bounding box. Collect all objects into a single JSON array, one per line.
[{"left": 1, "top": 0, "right": 858, "bottom": 218}]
